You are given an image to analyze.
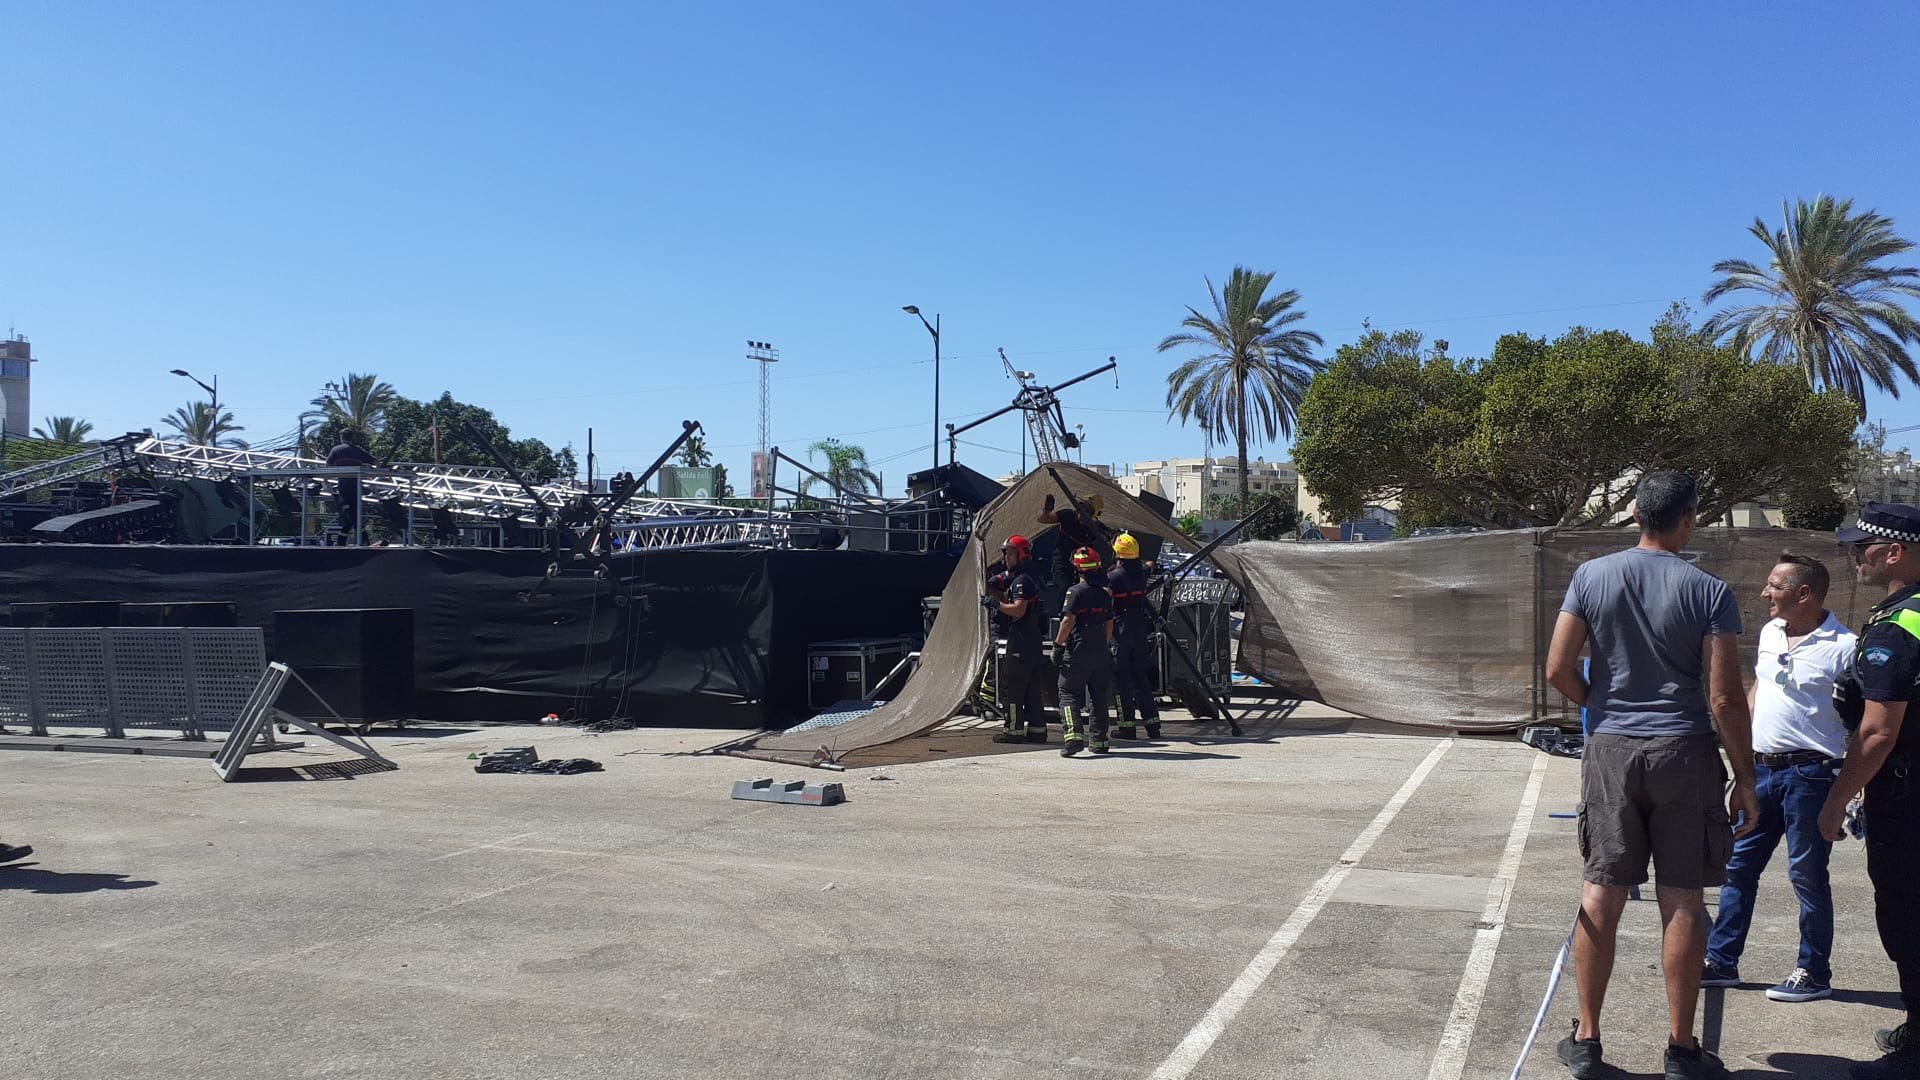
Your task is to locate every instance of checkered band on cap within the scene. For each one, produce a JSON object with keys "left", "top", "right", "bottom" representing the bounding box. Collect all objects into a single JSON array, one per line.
[{"left": 1861, "top": 518, "right": 1920, "bottom": 543}]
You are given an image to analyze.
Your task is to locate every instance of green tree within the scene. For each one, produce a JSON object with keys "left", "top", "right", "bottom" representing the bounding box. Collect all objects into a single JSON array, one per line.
[
  {"left": 161, "top": 401, "right": 247, "bottom": 448},
  {"left": 32, "top": 416, "right": 94, "bottom": 445},
  {"left": 300, "top": 373, "right": 398, "bottom": 455},
  {"left": 802, "top": 438, "right": 881, "bottom": 499},
  {"left": 1174, "top": 512, "right": 1205, "bottom": 540},
  {"left": 677, "top": 433, "right": 712, "bottom": 467},
  {"left": 1294, "top": 309, "right": 1858, "bottom": 528},
  {"left": 1159, "top": 267, "right": 1324, "bottom": 505},
  {"left": 372, "top": 393, "right": 575, "bottom": 482},
  {"left": 1204, "top": 491, "right": 1301, "bottom": 540},
  {"left": 1703, "top": 196, "right": 1920, "bottom": 418}
]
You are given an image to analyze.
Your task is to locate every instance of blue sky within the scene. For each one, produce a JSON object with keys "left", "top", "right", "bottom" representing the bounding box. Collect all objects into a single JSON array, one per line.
[{"left": 4, "top": 2, "right": 1918, "bottom": 488}]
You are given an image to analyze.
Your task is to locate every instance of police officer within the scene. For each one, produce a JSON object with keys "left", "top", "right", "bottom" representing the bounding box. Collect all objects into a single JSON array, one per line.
[
  {"left": 1107, "top": 531, "right": 1162, "bottom": 740},
  {"left": 984, "top": 534, "right": 1047, "bottom": 745},
  {"left": 1821, "top": 503, "right": 1920, "bottom": 1080},
  {"left": 1039, "top": 492, "right": 1112, "bottom": 592},
  {"left": 1055, "top": 546, "right": 1115, "bottom": 757}
]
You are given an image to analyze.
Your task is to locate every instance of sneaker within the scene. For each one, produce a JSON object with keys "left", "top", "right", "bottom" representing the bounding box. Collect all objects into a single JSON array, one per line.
[
  {"left": 1090, "top": 743, "right": 1110, "bottom": 755},
  {"left": 1766, "top": 968, "right": 1832, "bottom": 1002},
  {"left": 1850, "top": 1045, "right": 1920, "bottom": 1079},
  {"left": 1877, "top": 1024, "right": 1912, "bottom": 1054},
  {"left": 1664, "top": 1042, "right": 1728, "bottom": 1080},
  {"left": 1700, "top": 961, "right": 1741, "bottom": 988},
  {"left": 0, "top": 843, "right": 31, "bottom": 864},
  {"left": 1665, "top": 1041, "right": 1729, "bottom": 1080},
  {"left": 1555, "top": 1020, "right": 1604, "bottom": 1079},
  {"left": 1060, "top": 740, "right": 1084, "bottom": 757}
]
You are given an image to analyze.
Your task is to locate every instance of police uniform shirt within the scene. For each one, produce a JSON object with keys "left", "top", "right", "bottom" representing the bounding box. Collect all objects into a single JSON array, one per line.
[
  {"left": 1858, "top": 583, "right": 1920, "bottom": 740},
  {"left": 1001, "top": 569, "right": 1045, "bottom": 660},
  {"left": 1062, "top": 580, "right": 1113, "bottom": 653},
  {"left": 1107, "top": 561, "right": 1151, "bottom": 625}
]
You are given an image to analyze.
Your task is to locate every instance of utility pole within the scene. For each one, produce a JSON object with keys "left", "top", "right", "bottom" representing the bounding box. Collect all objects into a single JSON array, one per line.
[{"left": 748, "top": 340, "right": 778, "bottom": 492}]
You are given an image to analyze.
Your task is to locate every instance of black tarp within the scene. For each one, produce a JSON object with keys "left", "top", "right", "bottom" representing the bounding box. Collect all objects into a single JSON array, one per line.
[{"left": 0, "top": 545, "right": 954, "bottom": 726}]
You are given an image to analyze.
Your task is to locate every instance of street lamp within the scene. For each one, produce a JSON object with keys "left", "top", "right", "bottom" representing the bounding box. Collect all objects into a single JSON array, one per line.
[
  {"left": 169, "top": 368, "right": 218, "bottom": 417},
  {"left": 902, "top": 306, "right": 940, "bottom": 470}
]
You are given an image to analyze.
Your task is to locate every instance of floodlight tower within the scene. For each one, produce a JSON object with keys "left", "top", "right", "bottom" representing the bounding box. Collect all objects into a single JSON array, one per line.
[{"left": 747, "top": 339, "right": 778, "bottom": 481}]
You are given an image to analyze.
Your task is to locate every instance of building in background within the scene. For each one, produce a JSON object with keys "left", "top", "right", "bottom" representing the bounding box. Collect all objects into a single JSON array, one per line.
[
  {"left": 0, "top": 334, "right": 33, "bottom": 435},
  {"left": 1118, "top": 457, "right": 1298, "bottom": 519}
]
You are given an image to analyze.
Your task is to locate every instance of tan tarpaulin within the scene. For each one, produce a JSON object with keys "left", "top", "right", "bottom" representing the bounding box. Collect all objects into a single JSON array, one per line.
[
  {"left": 1222, "top": 526, "right": 1879, "bottom": 731},
  {"left": 744, "top": 464, "right": 1207, "bottom": 764}
]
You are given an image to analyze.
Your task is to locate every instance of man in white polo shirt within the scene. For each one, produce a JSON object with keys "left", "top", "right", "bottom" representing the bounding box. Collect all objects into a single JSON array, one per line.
[{"left": 1704, "top": 553, "right": 1856, "bottom": 1002}]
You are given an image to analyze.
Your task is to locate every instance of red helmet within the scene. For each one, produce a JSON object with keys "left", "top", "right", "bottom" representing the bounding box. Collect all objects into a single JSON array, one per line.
[
  {"left": 1001, "top": 534, "right": 1031, "bottom": 554},
  {"left": 1071, "top": 546, "right": 1102, "bottom": 572}
]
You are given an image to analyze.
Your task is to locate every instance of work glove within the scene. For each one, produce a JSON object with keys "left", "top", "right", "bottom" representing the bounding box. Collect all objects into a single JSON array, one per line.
[
  {"left": 980, "top": 594, "right": 998, "bottom": 611},
  {"left": 988, "top": 571, "right": 1010, "bottom": 592},
  {"left": 1043, "top": 493, "right": 1055, "bottom": 512}
]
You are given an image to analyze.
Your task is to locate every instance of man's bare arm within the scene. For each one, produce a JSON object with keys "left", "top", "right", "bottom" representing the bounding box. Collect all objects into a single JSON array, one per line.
[
  {"left": 1707, "top": 632, "right": 1756, "bottom": 786},
  {"left": 1545, "top": 612, "right": 1589, "bottom": 707}
]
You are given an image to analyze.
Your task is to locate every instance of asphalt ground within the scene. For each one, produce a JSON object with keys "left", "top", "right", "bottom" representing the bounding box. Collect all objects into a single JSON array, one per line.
[{"left": 0, "top": 705, "right": 1904, "bottom": 1080}]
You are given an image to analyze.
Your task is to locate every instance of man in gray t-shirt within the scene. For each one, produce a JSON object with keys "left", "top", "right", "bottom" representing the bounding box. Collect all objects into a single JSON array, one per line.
[
  {"left": 1566, "top": 547, "right": 1744, "bottom": 737},
  {"left": 1545, "top": 471, "right": 1759, "bottom": 1080}
]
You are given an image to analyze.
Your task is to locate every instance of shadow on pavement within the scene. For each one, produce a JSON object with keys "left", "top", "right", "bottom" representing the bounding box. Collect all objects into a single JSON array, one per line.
[{"left": 0, "top": 864, "right": 159, "bottom": 894}]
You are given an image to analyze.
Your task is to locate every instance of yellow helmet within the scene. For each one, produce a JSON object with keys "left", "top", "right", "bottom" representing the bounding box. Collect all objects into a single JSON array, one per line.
[
  {"left": 1085, "top": 493, "right": 1104, "bottom": 515},
  {"left": 1113, "top": 532, "right": 1140, "bottom": 560}
]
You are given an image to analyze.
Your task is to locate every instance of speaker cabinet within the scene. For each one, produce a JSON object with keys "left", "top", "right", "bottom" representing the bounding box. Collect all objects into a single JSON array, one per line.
[{"left": 273, "top": 608, "right": 416, "bottom": 725}]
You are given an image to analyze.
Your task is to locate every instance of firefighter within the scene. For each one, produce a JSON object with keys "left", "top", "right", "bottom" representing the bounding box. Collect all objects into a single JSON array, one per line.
[
  {"left": 1055, "top": 546, "right": 1115, "bottom": 757},
  {"left": 1039, "top": 492, "right": 1112, "bottom": 592},
  {"left": 984, "top": 534, "right": 1047, "bottom": 745},
  {"left": 1107, "top": 531, "right": 1162, "bottom": 740}
]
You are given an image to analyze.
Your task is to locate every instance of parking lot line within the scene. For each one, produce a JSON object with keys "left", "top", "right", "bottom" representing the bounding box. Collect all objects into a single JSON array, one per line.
[
  {"left": 1148, "top": 738, "right": 1456, "bottom": 1080},
  {"left": 1425, "top": 751, "right": 1551, "bottom": 1080}
]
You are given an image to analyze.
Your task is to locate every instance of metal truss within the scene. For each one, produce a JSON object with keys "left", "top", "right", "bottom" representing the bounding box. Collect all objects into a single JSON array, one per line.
[{"left": 0, "top": 434, "right": 146, "bottom": 502}]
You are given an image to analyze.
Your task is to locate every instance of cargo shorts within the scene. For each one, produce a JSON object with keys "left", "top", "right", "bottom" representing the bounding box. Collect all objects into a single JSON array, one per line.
[{"left": 1578, "top": 733, "right": 1733, "bottom": 890}]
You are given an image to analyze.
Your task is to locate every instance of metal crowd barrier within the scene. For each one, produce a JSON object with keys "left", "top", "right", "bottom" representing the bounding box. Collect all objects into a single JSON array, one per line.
[{"left": 0, "top": 627, "right": 266, "bottom": 739}]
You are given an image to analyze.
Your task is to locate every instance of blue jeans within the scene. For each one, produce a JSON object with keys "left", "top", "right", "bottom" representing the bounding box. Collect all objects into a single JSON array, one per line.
[{"left": 1706, "top": 758, "right": 1838, "bottom": 982}]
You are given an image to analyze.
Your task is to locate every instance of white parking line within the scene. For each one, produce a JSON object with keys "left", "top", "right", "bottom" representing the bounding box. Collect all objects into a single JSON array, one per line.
[
  {"left": 1426, "top": 751, "right": 1552, "bottom": 1080},
  {"left": 1148, "top": 738, "right": 1456, "bottom": 1080}
]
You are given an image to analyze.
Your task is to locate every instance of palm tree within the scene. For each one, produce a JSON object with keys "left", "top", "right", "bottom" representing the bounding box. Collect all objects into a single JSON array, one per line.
[
  {"left": 678, "top": 432, "right": 713, "bottom": 467},
  {"left": 303, "top": 373, "right": 399, "bottom": 439},
  {"left": 803, "top": 438, "right": 881, "bottom": 500},
  {"left": 1158, "top": 267, "right": 1324, "bottom": 505},
  {"left": 32, "top": 416, "right": 94, "bottom": 446},
  {"left": 161, "top": 400, "right": 247, "bottom": 448},
  {"left": 1702, "top": 196, "right": 1920, "bottom": 418}
]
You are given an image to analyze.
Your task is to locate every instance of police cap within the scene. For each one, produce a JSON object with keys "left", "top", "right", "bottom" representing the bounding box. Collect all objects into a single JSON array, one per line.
[{"left": 1837, "top": 502, "right": 1920, "bottom": 544}]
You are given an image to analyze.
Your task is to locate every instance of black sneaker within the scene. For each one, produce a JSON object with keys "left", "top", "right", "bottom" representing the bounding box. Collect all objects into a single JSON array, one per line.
[
  {"left": 1850, "top": 1045, "right": 1920, "bottom": 1079},
  {"left": 1556, "top": 1020, "right": 1604, "bottom": 1079},
  {"left": 1060, "top": 740, "right": 1084, "bottom": 757},
  {"left": 1665, "top": 1041, "right": 1729, "bottom": 1080},
  {"left": 0, "top": 843, "right": 32, "bottom": 864},
  {"left": 1766, "top": 967, "right": 1832, "bottom": 1002},
  {"left": 1876, "top": 1024, "right": 1911, "bottom": 1054},
  {"left": 1700, "top": 961, "right": 1741, "bottom": 988}
]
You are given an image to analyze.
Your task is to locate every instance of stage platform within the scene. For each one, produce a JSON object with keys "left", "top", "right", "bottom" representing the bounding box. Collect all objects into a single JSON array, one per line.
[{"left": 0, "top": 545, "right": 956, "bottom": 727}]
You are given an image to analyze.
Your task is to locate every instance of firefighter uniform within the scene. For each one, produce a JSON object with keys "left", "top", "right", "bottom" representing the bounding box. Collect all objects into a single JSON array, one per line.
[
  {"left": 988, "top": 537, "right": 1048, "bottom": 745},
  {"left": 1107, "top": 533, "right": 1161, "bottom": 740},
  {"left": 1057, "top": 548, "right": 1115, "bottom": 756}
]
